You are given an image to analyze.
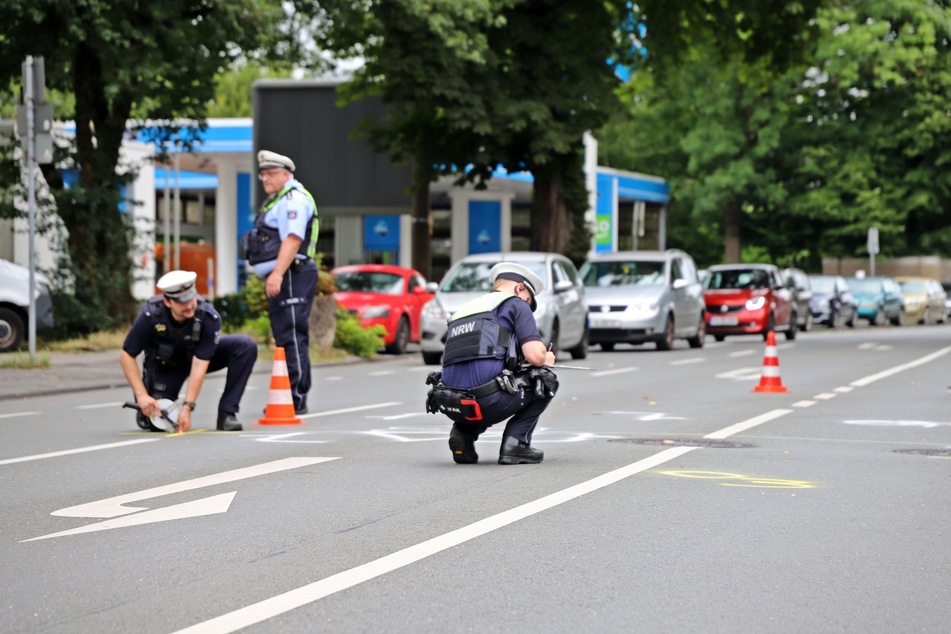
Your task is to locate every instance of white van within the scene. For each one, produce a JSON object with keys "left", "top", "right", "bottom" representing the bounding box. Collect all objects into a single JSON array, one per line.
[{"left": 0, "top": 259, "right": 55, "bottom": 352}]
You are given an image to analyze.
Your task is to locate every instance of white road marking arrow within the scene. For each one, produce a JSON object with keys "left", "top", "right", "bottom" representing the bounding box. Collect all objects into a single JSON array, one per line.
[
  {"left": 23, "top": 492, "right": 237, "bottom": 542},
  {"left": 52, "top": 457, "right": 337, "bottom": 519}
]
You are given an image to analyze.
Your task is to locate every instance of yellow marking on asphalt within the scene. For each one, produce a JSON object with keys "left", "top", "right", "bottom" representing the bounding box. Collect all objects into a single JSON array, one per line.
[{"left": 658, "top": 469, "right": 817, "bottom": 489}]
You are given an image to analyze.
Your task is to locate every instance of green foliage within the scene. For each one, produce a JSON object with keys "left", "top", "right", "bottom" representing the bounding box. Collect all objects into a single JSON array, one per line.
[
  {"left": 333, "top": 308, "right": 385, "bottom": 358},
  {"left": 243, "top": 314, "right": 273, "bottom": 343}
]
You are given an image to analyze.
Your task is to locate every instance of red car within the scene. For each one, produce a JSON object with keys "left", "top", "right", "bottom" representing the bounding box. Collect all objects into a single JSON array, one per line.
[
  {"left": 703, "top": 264, "right": 797, "bottom": 341},
  {"left": 330, "top": 264, "right": 434, "bottom": 354}
]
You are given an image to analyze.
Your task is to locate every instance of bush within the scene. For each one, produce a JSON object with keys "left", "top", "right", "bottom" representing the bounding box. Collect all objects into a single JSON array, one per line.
[{"left": 333, "top": 308, "right": 384, "bottom": 358}]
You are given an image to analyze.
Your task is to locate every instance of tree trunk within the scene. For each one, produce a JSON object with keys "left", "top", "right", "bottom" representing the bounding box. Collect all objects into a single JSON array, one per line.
[
  {"left": 410, "top": 156, "right": 432, "bottom": 280},
  {"left": 531, "top": 169, "right": 573, "bottom": 253},
  {"left": 308, "top": 295, "right": 338, "bottom": 353},
  {"left": 723, "top": 199, "right": 741, "bottom": 263}
]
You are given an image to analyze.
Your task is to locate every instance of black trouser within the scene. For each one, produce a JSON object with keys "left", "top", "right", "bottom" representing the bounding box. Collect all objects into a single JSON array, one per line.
[
  {"left": 266, "top": 259, "right": 317, "bottom": 410},
  {"left": 144, "top": 334, "right": 258, "bottom": 414},
  {"left": 456, "top": 386, "right": 552, "bottom": 445}
]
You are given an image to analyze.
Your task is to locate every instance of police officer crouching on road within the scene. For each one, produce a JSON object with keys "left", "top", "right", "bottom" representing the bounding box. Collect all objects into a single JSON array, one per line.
[
  {"left": 243, "top": 150, "right": 319, "bottom": 415},
  {"left": 119, "top": 270, "right": 258, "bottom": 432},
  {"left": 426, "top": 263, "right": 559, "bottom": 465}
]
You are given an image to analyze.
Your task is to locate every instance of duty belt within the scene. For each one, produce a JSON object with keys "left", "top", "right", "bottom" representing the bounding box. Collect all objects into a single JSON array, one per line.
[{"left": 467, "top": 379, "right": 502, "bottom": 398}]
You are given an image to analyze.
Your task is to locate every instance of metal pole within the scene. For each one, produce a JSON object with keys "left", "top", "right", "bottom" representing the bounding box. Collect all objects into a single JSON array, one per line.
[
  {"left": 24, "top": 56, "right": 37, "bottom": 362},
  {"left": 163, "top": 167, "right": 171, "bottom": 275},
  {"left": 173, "top": 152, "right": 181, "bottom": 270}
]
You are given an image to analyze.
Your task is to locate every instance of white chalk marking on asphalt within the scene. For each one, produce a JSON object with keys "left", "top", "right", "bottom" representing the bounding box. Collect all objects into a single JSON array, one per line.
[
  {"left": 704, "top": 409, "right": 792, "bottom": 440},
  {"left": 297, "top": 402, "right": 401, "bottom": 420},
  {"left": 173, "top": 410, "right": 792, "bottom": 634},
  {"left": 52, "top": 457, "right": 337, "bottom": 519},
  {"left": 75, "top": 401, "right": 125, "bottom": 410},
  {"left": 834, "top": 386, "right": 853, "bottom": 393},
  {"left": 813, "top": 393, "right": 837, "bottom": 400},
  {"left": 0, "top": 411, "right": 40, "bottom": 420},
  {"left": 368, "top": 370, "right": 394, "bottom": 376},
  {"left": 670, "top": 358, "right": 704, "bottom": 366},
  {"left": 843, "top": 419, "right": 950, "bottom": 429},
  {"left": 728, "top": 350, "right": 755, "bottom": 358},
  {"left": 850, "top": 345, "right": 951, "bottom": 387},
  {"left": 0, "top": 439, "right": 160, "bottom": 466},
  {"left": 792, "top": 401, "right": 817, "bottom": 408},
  {"left": 23, "top": 492, "right": 237, "bottom": 542},
  {"left": 324, "top": 376, "right": 343, "bottom": 381},
  {"left": 591, "top": 367, "right": 638, "bottom": 377}
]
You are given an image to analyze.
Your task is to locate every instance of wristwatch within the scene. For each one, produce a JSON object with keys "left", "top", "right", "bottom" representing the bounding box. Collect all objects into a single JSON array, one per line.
[{"left": 182, "top": 401, "right": 197, "bottom": 411}]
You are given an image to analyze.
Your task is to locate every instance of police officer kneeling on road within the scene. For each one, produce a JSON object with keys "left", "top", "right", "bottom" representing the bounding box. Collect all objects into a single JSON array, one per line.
[
  {"left": 426, "top": 263, "right": 559, "bottom": 465},
  {"left": 119, "top": 270, "right": 258, "bottom": 432}
]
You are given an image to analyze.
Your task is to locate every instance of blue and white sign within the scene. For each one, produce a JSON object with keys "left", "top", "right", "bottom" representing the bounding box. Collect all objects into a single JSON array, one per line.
[
  {"left": 468, "top": 200, "right": 501, "bottom": 254},
  {"left": 364, "top": 214, "right": 401, "bottom": 252}
]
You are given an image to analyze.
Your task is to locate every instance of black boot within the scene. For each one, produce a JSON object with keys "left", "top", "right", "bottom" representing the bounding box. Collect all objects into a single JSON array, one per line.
[
  {"left": 498, "top": 435, "right": 543, "bottom": 465},
  {"left": 217, "top": 412, "right": 243, "bottom": 431},
  {"left": 449, "top": 424, "right": 478, "bottom": 464}
]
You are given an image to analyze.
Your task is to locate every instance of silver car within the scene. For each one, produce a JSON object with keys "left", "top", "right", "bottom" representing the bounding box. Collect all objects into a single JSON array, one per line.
[
  {"left": 419, "top": 252, "right": 589, "bottom": 365},
  {"left": 579, "top": 249, "right": 705, "bottom": 351}
]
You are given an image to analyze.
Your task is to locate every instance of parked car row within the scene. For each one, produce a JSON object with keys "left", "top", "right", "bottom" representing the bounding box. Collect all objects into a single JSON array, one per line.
[{"left": 332, "top": 252, "right": 950, "bottom": 362}]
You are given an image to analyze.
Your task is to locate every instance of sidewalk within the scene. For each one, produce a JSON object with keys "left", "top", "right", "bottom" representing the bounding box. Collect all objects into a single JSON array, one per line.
[{"left": 0, "top": 348, "right": 386, "bottom": 401}]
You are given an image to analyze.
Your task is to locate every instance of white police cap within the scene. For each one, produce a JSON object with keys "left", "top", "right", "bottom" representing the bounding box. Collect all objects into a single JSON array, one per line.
[
  {"left": 490, "top": 262, "right": 544, "bottom": 311},
  {"left": 257, "top": 150, "right": 295, "bottom": 172},
  {"left": 157, "top": 270, "right": 198, "bottom": 303}
]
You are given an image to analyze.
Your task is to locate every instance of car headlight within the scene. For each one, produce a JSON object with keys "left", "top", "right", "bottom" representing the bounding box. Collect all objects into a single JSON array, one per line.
[
  {"left": 363, "top": 306, "right": 390, "bottom": 319},
  {"left": 745, "top": 296, "right": 766, "bottom": 310},
  {"left": 421, "top": 299, "right": 447, "bottom": 320},
  {"left": 629, "top": 302, "right": 660, "bottom": 313}
]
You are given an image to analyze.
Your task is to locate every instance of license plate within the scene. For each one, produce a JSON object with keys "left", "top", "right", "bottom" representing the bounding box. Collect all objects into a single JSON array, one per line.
[
  {"left": 593, "top": 319, "right": 621, "bottom": 329},
  {"left": 709, "top": 316, "right": 738, "bottom": 326}
]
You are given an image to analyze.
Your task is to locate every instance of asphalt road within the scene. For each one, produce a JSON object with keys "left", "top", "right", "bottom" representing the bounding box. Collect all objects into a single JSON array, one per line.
[{"left": 2, "top": 326, "right": 950, "bottom": 633}]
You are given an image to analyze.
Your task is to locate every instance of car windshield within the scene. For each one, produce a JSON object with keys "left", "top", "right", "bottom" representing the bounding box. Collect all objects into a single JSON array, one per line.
[
  {"left": 705, "top": 269, "right": 770, "bottom": 290},
  {"left": 580, "top": 261, "right": 664, "bottom": 287},
  {"left": 899, "top": 281, "right": 926, "bottom": 293},
  {"left": 441, "top": 260, "right": 547, "bottom": 292},
  {"left": 334, "top": 271, "right": 403, "bottom": 295},
  {"left": 810, "top": 277, "right": 836, "bottom": 293},
  {"left": 848, "top": 279, "right": 880, "bottom": 294}
]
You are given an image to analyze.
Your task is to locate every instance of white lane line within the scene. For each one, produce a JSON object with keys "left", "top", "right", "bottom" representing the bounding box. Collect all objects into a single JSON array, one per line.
[
  {"left": 324, "top": 376, "right": 343, "bottom": 381},
  {"left": 591, "top": 367, "right": 638, "bottom": 378},
  {"left": 728, "top": 350, "right": 755, "bottom": 358},
  {"left": 834, "top": 387, "right": 853, "bottom": 393},
  {"left": 0, "top": 439, "right": 160, "bottom": 466},
  {"left": 851, "top": 346, "right": 951, "bottom": 387},
  {"left": 75, "top": 402, "right": 125, "bottom": 410},
  {"left": 0, "top": 411, "right": 40, "bottom": 420},
  {"left": 670, "top": 358, "right": 704, "bottom": 366},
  {"left": 368, "top": 370, "right": 394, "bottom": 377},
  {"left": 298, "top": 402, "right": 402, "bottom": 420},
  {"left": 792, "top": 401, "right": 817, "bottom": 408},
  {"left": 704, "top": 409, "right": 793, "bottom": 440},
  {"left": 814, "top": 393, "right": 837, "bottom": 400},
  {"left": 174, "top": 410, "right": 792, "bottom": 634}
]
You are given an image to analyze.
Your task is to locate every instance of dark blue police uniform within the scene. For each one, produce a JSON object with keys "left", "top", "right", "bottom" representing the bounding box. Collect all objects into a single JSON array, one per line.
[{"left": 122, "top": 296, "right": 257, "bottom": 422}]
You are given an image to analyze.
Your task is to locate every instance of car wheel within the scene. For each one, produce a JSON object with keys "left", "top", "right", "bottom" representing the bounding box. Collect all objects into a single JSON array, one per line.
[
  {"left": 548, "top": 320, "right": 560, "bottom": 356},
  {"left": 568, "top": 323, "right": 589, "bottom": 360},
  {"left": 0, "top": 307, "right": 25, "bottom": 352},
  {"left": 687, "top": 315, "right": 705, "bottom": 349},
  {"left": 600, "top": 342, "right": 616, "bottom": 351},
  {"left": 785, "top": 312, "right": 798, "bottom": 340},
  {"left": 762, "top": 313, "right": 775, "bottom": 341},
  {"left": 656, "top": 314, "right": 675, "bottom": 351},
  {"left": 385, "top": 316, "right": 410, "bottom": 354},
  {"left": 422, "top": 351, "right": 442, "bottom": 365},
  {"left": 890, "top": 309, "right": 903, "bottom": 327}
]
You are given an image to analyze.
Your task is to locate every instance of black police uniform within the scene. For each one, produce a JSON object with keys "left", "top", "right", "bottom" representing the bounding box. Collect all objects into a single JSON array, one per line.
[
  {"left": 426, "top": 291, "right": 558, "bottom": 460},
  {"left": 122, "top": 296, "right": 257, "bottom": 429}
]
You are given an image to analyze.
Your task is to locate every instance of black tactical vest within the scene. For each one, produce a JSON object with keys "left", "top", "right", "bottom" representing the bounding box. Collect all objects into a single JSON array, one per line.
[
  {"left": 143, "top": 296, "right": 205, "bottom": 368},
  {"left": 442, "top": 293, "right": 521, "bottom": 370}
]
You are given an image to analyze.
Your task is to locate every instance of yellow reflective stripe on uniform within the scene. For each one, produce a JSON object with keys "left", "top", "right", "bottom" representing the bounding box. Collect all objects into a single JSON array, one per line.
[
  {"left": 262, "top": 182, "right": 319, "bottom": 258},
  {"left": 449, "top": 292, "right": 517, "bottom": 322}
]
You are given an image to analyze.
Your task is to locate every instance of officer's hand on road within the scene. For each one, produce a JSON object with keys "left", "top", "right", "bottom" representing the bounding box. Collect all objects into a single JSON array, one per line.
[
  {"left": 265, "top": 272, "right": 282, "bottom": 297},
  {"left": 545, "top": 351, "right": 556, "bottom": 366},
  {"left": 177, "top": 407, "right": 191, "bottom": 433}
]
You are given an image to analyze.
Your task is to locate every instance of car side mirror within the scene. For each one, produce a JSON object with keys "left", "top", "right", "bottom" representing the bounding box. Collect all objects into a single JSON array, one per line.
[
  {"left": 413, "top": 286, "right": 428, "bottom": 294},
  {"left": 554, "top": 279, "right": 574, "bottom": 293},
  {"left": 426, "top": 282, "right": 438, "bottom": 293},
  {"left": 672, "top": 278, "right": 688, "bottom": 290}
]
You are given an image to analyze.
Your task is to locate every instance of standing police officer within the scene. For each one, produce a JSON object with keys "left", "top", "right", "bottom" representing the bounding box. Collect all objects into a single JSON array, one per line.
[
  {"left": 426, "top": 263, "right": 559, "bottom": 465},
  {"left": 245, "top": 150, "right": 319, "bottom": 414},
  {"left": 119, "top": 270, "right": 258, "bottom": 432}
]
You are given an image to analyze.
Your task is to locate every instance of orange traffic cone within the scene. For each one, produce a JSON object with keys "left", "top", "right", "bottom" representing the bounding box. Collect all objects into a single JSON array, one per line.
[
  {"left": 753, "top": 331, "right": 789, "bottom": 393},
  {"left": 258, "top": 347, "right": 303, "bottom": 425}
]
